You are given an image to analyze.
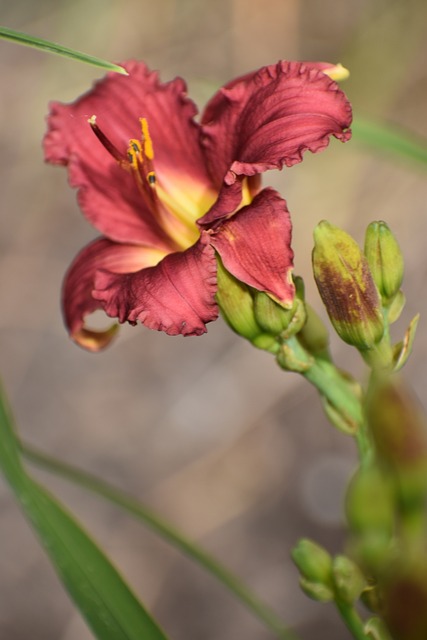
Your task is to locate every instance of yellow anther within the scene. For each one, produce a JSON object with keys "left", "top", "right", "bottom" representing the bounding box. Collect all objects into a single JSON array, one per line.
[
  {"left": 140, "top": 117, "right": 154, "bottom": 160},
  {"left": 147, "top": 171, "right": 156, "bottom": 187},
  {"left": 127, "top": 139, "right": 142, "bottom": 170}
]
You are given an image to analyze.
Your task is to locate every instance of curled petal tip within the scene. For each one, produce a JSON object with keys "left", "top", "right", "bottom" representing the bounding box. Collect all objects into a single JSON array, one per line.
[
  {"left": 322, "top": 63, "right": 350, "bottom": 82},
  {"left": 72, "top": 324, "right": 119, "bottom": 352}
]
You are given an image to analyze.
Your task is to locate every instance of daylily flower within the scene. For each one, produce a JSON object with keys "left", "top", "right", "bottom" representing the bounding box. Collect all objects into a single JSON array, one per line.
[{"left": 44, "top": 60, "right": 352, "bottom": 351}]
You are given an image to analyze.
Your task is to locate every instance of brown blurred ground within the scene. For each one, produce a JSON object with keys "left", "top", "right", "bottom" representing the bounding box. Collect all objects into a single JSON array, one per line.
[{"left": 0, "top": 1, "right": 427, "bottom": 638}]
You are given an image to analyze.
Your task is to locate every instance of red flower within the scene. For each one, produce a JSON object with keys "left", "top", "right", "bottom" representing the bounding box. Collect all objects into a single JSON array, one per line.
[{"left": 44, "top": 60, "right": 352, "bottom": 351}]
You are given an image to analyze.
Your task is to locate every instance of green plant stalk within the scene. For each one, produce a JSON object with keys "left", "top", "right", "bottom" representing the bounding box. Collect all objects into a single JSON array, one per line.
[
  {"left": 302, "top": 358, "right": 364, "bottom": 435},
  {"left": 0, "top": 26, "right": 127, "bottom": 74},
  {"left": 335, "top": 600, "right": 369, "bottom": 640},
  {"left": 21, "top": 442, "right": 299, "bottom": 640}
]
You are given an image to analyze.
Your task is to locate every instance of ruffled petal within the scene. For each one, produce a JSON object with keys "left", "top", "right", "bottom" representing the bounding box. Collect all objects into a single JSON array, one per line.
[
  {"left": 210, "top": 188, "right": 295, "bottom": 306},
  {"left": 44, "top": 61, "right": 214, "bottom": 246},
  {"left": 201, "top": 60, "right": 352, "bottom": 185},
  {"left": 62, "top": 237, "right": 166, "bottom": 351},
  {"left": 197, "top": 179, "right": 244, "bottom": 228},
  {"left": 93, "top": 232, "right": 218, "bottom": 336}
]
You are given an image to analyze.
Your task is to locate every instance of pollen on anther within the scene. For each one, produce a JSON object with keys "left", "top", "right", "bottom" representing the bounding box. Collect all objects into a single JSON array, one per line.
[
  {"left": 140, "top": 117, "right": 154, "bottom": 160},
  {"left": 147, "top": 171, "right": 156, "bottom": 186}
]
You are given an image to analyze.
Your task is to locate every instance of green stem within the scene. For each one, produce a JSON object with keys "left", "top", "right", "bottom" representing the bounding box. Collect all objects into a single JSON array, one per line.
[
  {"left": 354, "top": 421, "right": 374, "bottom": 468},
  {"left": 302, "top": 359, "right": 364, "bottom": 435},
  {"left": 335, "top": 600, "right": 369, "bottom": 640},
  {"left": 21, "top": 442, "right": 299, "bottom": 640}
]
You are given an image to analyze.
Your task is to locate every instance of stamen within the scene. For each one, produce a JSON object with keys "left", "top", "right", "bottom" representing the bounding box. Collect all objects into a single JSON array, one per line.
[
  {"left": 89, "top": 114, "right": 158, "bottom": 200},
  {"left": 140, "top": 117, "right": 154, "bottom": 160},
  {"left": 88, "top": 115, "right": 126, "bottom": 164},
  {"left": 127, "top": 139, "right": 143, "bottom": 170}
]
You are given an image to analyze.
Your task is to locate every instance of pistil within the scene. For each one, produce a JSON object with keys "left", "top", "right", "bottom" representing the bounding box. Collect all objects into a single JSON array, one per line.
[{"left": 88, "top": 115, "right": 199, "bottom": 249}]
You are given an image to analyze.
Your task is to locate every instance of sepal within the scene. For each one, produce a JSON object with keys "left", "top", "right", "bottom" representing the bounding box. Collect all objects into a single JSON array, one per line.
[{"left": 392, "top": 313, "right": 420, "bottom": 372}]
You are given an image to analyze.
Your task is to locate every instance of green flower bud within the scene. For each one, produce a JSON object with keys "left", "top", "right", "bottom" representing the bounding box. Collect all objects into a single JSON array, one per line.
[
  {"left": 299, "top": 577, "right": 334, "bottom": 602},
  {"left": 253, "top": 290, "right": 301, "bottom": 336},
  {"left": 298, "top": 303, "right": 330, "bottom": 360},
  {"left": 312, "top": 221, "right": 384, "bottom": 350},
  {"left": 345, "top": 465, "right": 396, "bottom": 570},
  {"left": 345, "top": 465, "right": 395, "bottom": 535},
  {"left": 291, "top": 538, "right": 333, "bottom": 585},
  {"left": 364, "top": 221, "right": 404, "bottom": 304},
  {"left": 367, "top": 377, "right": 427, "bottom": 507},
  {"left": 216, "top": 256, "right": 261, "bottom": 340},
  {"left": 332, "top": 555, "right": 366, "bottom": 604}
]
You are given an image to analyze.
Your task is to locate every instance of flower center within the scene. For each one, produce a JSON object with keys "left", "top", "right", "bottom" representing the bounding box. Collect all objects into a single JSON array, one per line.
[{"left": 88, "top": 115, "right": 200, "bottom": 249}]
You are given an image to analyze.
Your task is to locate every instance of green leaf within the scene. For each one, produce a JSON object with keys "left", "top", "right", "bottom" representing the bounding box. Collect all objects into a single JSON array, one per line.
[
  {"left": 0, "top": 26, "right": 127, "bottom": 74},
  {"left": 21, "top": 443, "right": 299, "bottom": 640},
  {"left": 352, "top": 118, "right": 427, "bottom": 168},
  {"left": 0, "top": 384, "right": 168, "bottom": 640}
]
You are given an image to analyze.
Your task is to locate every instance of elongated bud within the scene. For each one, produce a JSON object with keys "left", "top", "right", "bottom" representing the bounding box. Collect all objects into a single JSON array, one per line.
[
  {"left": 216, "top": 256, "right": 263, "bottom": 341},
  {"left": 346, "top": 465, "right": 395, "bottom": 535},
  {"left": 364, "top": 221, "right": 404, "bottom": 304},
  {"left": 332, "top": 555, "right": 366, "bottom": 604},
  {"left": 299, "top": 578, "right": 334, "bottom": 602},
  {"left": 367, "top": 376, "right": 427, "bottom": 507},
  {"left": 291, "top": 538, "right": 333, "bottom": 585},
  {"left": 346, "top": 465, "right": 395, "bottom": 569},
  {"left": 313, "top": 221, "right": 384, "bottom": 349},
  {"left": 298, "top": 303, "right": 330, "bottom": 360}
]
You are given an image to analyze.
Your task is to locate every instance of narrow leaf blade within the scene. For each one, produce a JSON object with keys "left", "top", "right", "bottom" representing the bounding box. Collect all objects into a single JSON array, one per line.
[
  {"left": 0, "top": 385, "right": 167, "bottom": 640},
  {"left": 352, "top": 118, "right": 427, "bottom": 168},
  {"left": 22, "top": 443, "right": 298, "bottom": 640},
  {"left": 0, "top": 26, "right": 127, "bottom": 74}
]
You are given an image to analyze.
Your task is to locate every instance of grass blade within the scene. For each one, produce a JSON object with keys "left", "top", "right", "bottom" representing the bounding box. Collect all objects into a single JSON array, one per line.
[
  {"left": 352, "top": 118, "right": 427, "bottom": 168},
  {"left": 0, "top": 385, "right": 168, "bottom": 640},
  {"left": 22, "top": 442, "right": 299, "bottom": 640},
  {"left": 0, "top": 26, "right": 127, "bottom": 74}
]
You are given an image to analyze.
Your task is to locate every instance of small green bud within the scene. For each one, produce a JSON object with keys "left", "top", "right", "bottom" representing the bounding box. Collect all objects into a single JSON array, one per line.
[
  {"left": 364, "top": 221, "right": 404, "bottom": 304},
  {"left": 345, "top": 465, "right": 395, "bottom": 535},
  {"left": 253, "top": 291, "right": 300, "bottom": 336},
  {"left": 367, "top": 376, "right": 427, "bottom": 508},
  {"left": 216, "top": 257, "right": 261, "bottom": 340},
  {"left": 312, "top": 221, "right": 384, "bottom": 350},
  {"left": 291, "top": 538, "right": 333, "bottom": 585},
  {"left": 299, "top": 577, "right": 334, "bottom": 602},
  {"left": 332, "top": 555, "right": 366, "bottom": 604},
  {"left": 298, "top": 303, "right": 330, "bottom": 360}
]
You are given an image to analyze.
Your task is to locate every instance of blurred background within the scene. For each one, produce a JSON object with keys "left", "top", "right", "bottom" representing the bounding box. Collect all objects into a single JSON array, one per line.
[{"left": 0, "top": 0, "right": 427, "bottom": 638}]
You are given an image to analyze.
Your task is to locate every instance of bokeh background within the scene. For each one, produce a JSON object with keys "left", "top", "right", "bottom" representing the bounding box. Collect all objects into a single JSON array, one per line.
[{"left": 1, "top": 1, "right": 427, "bottom": 638}]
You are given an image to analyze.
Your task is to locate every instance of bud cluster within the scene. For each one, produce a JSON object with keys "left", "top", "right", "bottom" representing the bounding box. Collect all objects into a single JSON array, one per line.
[
  {"left": 291, "top": 539, "right": 367, "bottom": 605},
  {"left": 312, "top": 219, "right": 417, "bottom": 372}
]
